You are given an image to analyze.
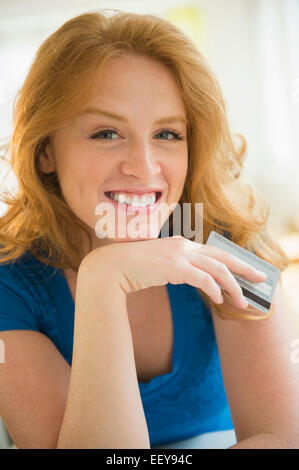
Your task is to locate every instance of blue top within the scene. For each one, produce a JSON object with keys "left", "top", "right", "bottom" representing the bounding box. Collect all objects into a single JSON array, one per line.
[{"left": 0, "top": 250, "right": 234, "bottom": 446}]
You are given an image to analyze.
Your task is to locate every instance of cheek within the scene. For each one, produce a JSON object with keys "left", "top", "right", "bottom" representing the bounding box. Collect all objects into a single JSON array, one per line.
[
  {"left": 169, "top": 152, "right": 188, "bottom": 186},
  {"left": 57, "top": 141, "right": 109, "bottom": 185}
]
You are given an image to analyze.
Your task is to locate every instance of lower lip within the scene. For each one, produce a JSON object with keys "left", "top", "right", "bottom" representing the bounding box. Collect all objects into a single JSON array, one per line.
[{"left": 103, "top": 192, "right": 162, "bottom": 215}]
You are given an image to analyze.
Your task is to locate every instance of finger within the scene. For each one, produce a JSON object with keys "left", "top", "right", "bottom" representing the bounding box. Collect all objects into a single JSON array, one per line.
[
  {"left": 193, "top": 244, "right": 267, "bottom": 283},
  {"left": 187, "top": 252, "right": 248, "bottom": 308},
  {"left": 182, "top": 262, "right": 223, "bottom": 304}
]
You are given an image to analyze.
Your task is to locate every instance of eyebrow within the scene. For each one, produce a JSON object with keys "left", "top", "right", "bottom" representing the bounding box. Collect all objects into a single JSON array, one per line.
[{"left": 81, "top": 107, "right": 187, "bottom": 125}]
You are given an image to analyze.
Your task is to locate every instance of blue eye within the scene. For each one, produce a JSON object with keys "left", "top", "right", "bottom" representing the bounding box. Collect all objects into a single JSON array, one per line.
[
  {"left": 89, "top": 129, "right": 184, "bottom": 141},
  {"left": 90, "top": 130, "right": 119, "bottom": 140},
  {"left": 155, "top": 131, "right": 184, "bottom": 141}
]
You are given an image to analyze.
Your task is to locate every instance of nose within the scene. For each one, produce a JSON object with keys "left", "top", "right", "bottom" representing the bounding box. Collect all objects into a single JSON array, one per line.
[{"left": 120, "top": 139, "right": 161, "bottom": 178}]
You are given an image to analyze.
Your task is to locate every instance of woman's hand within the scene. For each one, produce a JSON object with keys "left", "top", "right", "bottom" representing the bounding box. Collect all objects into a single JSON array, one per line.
[
  {"left": 82, "top": 235, "right": 266, "bottom": 310},
  {"left": 219, "top": 287, "right": 273, "bottom": 318}
]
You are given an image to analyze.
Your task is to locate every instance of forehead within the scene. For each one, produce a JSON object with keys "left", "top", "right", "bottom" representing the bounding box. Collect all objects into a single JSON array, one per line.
[{"left": 85, "top": 53, "right": 186, "bottom": 113}]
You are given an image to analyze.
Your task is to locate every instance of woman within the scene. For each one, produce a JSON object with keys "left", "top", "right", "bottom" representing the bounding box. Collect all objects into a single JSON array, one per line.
[{"left": 0, "top": 9, "right": 297, "bottom": 449}]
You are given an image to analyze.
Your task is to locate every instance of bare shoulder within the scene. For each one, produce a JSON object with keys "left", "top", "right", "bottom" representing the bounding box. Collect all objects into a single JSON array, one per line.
[{"left": 201, "top": 282, "right": 299, "bottom": 444}]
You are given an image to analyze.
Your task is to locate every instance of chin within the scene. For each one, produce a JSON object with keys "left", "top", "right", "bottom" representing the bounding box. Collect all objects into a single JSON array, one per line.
[{"left": 96, "top": 229, "right": 160, "bottom": 242}]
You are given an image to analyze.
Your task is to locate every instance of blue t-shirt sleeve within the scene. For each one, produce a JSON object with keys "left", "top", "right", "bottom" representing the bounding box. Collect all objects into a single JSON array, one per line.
[{"left": 0, "top": 264, "right": 40, "bottom": 332}]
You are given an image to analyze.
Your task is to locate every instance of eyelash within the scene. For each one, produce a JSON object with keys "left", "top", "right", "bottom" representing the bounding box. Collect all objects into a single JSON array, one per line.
[{"left": 89, "top": 129, "right": 184, "bottom": 142}]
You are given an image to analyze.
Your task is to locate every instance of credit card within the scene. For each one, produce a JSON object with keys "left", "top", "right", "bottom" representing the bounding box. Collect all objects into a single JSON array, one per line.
[{"left": 206, "top": 231, "right": 280, "bottom": 313}]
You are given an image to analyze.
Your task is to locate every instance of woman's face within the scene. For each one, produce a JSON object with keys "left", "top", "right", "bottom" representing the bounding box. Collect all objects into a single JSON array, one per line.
[{"left": 40, "top": 53, "right": 188, "bottom": 249}]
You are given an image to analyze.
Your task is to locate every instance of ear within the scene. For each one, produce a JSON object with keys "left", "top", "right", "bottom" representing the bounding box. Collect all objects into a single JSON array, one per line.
[{"left": 38, "top": 139, "right": 56, "bottom": 174}]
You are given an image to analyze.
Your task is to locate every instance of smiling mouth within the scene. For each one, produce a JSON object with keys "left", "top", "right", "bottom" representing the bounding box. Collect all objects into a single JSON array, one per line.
[{"left": 104, "top": 191, "right": 162, "bottom": 205}]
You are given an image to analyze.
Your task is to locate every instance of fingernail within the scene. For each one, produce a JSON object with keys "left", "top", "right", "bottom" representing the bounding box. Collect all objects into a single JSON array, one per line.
[
  {"left": 256, "top": 270, "right": 267, "bottom": 278},
  {"left": 241, "top": 297, "right": 248, "bottom": 307}
]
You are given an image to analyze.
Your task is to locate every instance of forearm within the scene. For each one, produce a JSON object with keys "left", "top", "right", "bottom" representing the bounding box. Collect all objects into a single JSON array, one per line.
[
  {"left": 228, "top": 432, "right": 295, "bottom": 449},
  {"left": 57, "top": 266, "right": 150, "bottom": 449}
]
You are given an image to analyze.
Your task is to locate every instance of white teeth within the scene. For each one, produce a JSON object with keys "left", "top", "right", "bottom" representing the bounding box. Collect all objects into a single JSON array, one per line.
[
  {"left": 117, "top": 193, "right": 126, "bottom": 204},
  {"left": 131, "top": 196, "right": 140, "bottom": 206},
  {"left": 108, "top": 191, "right": 157, "bottom": 206}
]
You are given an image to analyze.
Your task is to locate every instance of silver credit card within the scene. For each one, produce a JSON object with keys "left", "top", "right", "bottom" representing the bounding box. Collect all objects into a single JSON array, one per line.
[{"left": 206, "top": 231, "right": 280, "bottom": 313}]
